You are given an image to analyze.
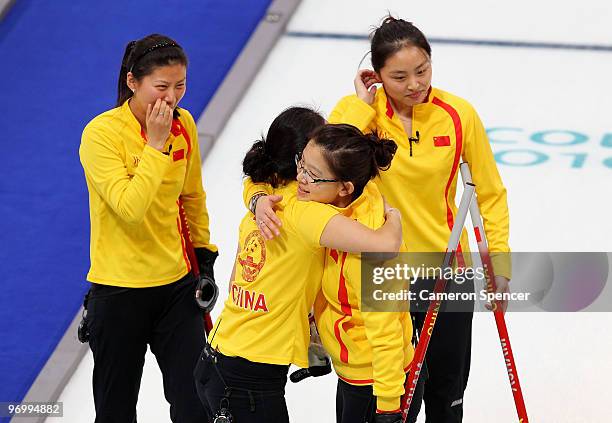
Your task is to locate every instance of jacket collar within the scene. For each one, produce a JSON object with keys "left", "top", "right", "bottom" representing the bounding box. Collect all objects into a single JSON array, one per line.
[{"left": 377, "top": 86, "right": 434, "bottom": 120}]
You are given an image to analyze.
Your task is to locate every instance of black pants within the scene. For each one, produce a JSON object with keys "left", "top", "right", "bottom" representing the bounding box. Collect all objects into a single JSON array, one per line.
[
  {"left": 411, "top": 278, "right": 474, "bottom": 423},
  {"left": 195, "top": 347, "right": 290, "bottom": 422},
  {"left": 87, "top": 273, "right": 208, "bottom": 423},
  {"left": 336, "top": 376, "right": 423, "bottom": 423}
]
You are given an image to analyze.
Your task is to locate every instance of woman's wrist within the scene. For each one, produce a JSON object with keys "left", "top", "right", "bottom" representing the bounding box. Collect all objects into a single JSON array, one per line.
[{"left": 249, "top": 193, "right": 266, "bottom": 215}]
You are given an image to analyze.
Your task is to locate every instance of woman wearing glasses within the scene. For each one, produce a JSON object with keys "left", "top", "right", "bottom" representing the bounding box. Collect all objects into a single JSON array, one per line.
[
  {"left": 326, "top": 17, "right": 512, "bottom": 423},
  {"left": 195, "top": 108, "right": 404, "bottom": 422}
]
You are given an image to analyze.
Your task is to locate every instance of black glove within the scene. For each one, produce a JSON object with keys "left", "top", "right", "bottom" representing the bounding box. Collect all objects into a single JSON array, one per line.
[
  {"left": 290, "top": 318, "right": 332, "bottom": 383},
  {"left": 194, "top": 247, "right": 218, "bottom": 280},
  {"left": 77, "top": 290, "right": 91, "bottom": 343},
  {"left": 289, "top": 346, "right": 332, "bottom": 382},
  {"left": 374, "top": 412, "right": 403, "bottom": 423},
  {"left": 194, "top": 248, "right": 219, "bottom": 313}
]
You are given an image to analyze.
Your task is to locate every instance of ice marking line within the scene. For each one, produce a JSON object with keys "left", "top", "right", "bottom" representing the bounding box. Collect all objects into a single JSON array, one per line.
[{"left": 286, "top": 31, "right": 612, "bottom": 52}]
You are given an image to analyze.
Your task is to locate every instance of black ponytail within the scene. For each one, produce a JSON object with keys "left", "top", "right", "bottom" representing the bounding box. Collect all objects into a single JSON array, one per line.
[
  {"left": 115, "top": 34, "right": 188, "bottom": 108},
  {"left": 365, "top": 132, "right": 397, "bottom": 172},
  {"left": 242, "top": 140, "right": 280, "bottom": 186},
  {"left": 243, "top": 107, "right": 325, "bottom": 187},
  {"left": 311, "top": 124, "right": 397, "bottom": 200},
  {"left": 116, "top": 40, "right": 137, "bottom": 107}
]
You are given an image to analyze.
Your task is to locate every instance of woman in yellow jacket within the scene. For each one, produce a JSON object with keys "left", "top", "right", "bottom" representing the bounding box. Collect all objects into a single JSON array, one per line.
[
  {"left": 327, "top": 17, "right": 512, "bottom": 423},
  {"left": 79, "top": 34, "right": 218, "bottom": 423},
  {"left": 194, "top": 110, "right": 403, "bottom": 422},
  {"left": 309, "top": 125, "right": 420, "bottom": 423}
]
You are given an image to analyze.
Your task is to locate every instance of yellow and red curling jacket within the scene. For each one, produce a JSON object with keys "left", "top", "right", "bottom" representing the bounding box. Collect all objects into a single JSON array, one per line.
[
  {"left": 329, "top": 87, "right": 511, "bottom": 278},
  {"left": 79, "top": 101, "right": 216, "bottom": 287},
  {"left": 314, "top": 182, "right": 413, "bottom": 413}
]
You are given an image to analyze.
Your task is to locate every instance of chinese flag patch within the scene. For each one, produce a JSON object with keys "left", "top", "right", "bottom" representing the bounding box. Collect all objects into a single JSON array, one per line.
[
  {"left": 433, "top": 136, "right": 451, "bottom": 147},
  {"left": 173, "top": 149, "right": 185, "bottom": 162}
]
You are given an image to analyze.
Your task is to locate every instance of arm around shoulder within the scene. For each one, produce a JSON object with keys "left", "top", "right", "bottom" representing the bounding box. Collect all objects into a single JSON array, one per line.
[{"left": 319, "top": 208, "right": 402, "bottom": 253}]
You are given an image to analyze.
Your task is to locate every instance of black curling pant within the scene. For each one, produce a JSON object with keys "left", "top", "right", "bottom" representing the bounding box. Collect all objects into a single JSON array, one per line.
[
  {"left": 194, "top": 347, "right": 290, "bottom": 423},
  {"left": 335, "top": 376, "right": 423, "bottom": 423},
  {"left": 87, "top": 273, "right": 208, "bottom": 423}
]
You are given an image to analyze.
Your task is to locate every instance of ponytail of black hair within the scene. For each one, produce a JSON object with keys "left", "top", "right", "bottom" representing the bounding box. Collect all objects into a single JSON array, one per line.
[
  {"left": 243, "top": 107, "right": 325, "bottom": 187},
  {"left": 365, "top": 131, "right": 397, "bottom": 172},
  {"left": 310, "top": 124, "right": 397, "bottom": 200},
  {"left": 116, "top": 41, "right": 137, "bottom": 108}
]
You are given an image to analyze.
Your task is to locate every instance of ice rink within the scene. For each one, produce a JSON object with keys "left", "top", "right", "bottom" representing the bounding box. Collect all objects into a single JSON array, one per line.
[{"left": 52, "top": 1, "right": 612, "bottom": 422}]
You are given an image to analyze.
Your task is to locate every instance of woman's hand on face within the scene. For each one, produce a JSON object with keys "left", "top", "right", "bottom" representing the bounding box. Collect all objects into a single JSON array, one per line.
[
  {"left": 354, "top": 69, "right": 381, "bottom": 105},
  {"left": 145, "top": 98, "right": 173, "bottom": 151}
]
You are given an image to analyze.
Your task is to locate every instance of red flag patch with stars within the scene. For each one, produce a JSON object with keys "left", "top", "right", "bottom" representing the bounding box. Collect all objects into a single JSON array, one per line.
[
  {"left": 173, "top": 149, "right": 185, "bottom": 162},
  {"left": 433, "top": 135, "right": 451, "bottom": 147}
]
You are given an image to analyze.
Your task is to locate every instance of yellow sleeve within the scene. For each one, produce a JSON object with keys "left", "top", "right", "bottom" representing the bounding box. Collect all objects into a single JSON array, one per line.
[
  {"left": 328, "top": 95, "right": 377, "bottom": 132},
  {"left": 361, "top": 300, "right": 407, "bottom": 411},
  {"left": 462, "top": 106, "right": 511, "bottom": 278},
  {"left": 179, "top": 109, "right": 217, "bottom": 252},
  {"left": 242, "top": 177, "right": 273, "bottom": 211},
  {"left": 288, "top": 201, "right": 338, "bottom": 247},
  {"left": 79, "top": 123, "right": 170, "bottom": 224}
]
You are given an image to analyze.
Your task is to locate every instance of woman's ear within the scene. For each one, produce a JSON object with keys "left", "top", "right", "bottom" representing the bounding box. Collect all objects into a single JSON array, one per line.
[
  {"left": 126, "top": 72, "right": 137, "bottom": 92},
  {"left": 339, "top": 181, "right": 355, "bottom": 198}
]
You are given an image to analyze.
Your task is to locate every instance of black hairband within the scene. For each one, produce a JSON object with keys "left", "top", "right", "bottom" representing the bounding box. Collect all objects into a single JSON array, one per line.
[{"left": 129, "top": 42, "right": 181, "bottom": 72}]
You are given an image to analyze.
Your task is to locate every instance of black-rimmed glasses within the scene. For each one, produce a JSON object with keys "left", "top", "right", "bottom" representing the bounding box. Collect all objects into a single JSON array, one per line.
[{"left": 295, "top": 154, "right": 339, "bottom": 184}]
